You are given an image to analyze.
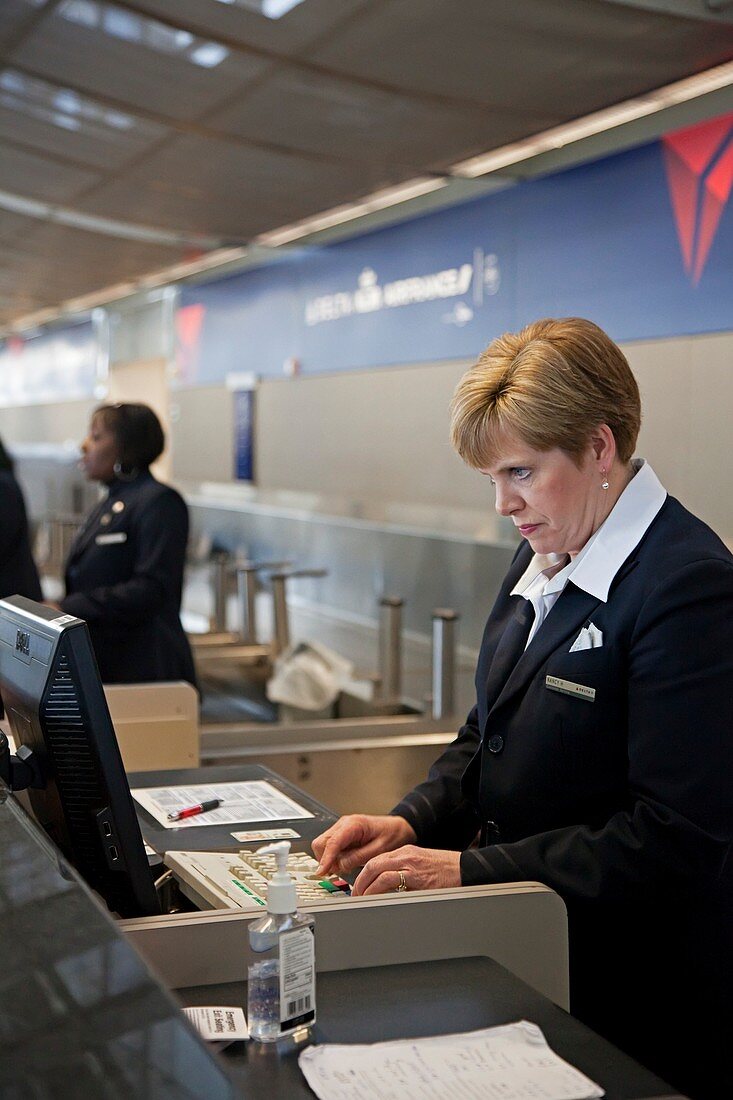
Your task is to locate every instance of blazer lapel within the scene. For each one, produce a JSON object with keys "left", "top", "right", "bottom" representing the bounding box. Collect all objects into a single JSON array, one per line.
[
  {"left": 483, "top": 598, "right": 535, "bottom": 711},
  {"left": 66, "top": 497, "right": 109, "bottom": 563},
  {"left": 486, "top": 583, "right": 603, "bottom": 720}
]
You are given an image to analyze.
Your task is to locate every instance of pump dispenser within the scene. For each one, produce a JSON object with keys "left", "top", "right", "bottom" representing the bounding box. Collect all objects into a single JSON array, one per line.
[
  {"left": 263, "top": 841, "right": 298, "bottom": 914},
  {"left": 247, "top": 842, "right": 316, "bottom": 1042}
]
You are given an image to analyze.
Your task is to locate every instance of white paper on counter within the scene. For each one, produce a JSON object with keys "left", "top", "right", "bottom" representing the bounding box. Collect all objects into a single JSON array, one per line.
[
  {"left": 182, "top": 1006, "right": 249, "bottom": 1042},
  {"left": 298, "top": 1019, "right": 604, "bottom": 1100},
  {"left": 131, "top": 780, "right": 314, "bottom": 829}
]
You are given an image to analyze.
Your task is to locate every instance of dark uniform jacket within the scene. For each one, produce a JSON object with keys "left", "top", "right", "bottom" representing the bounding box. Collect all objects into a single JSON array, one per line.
[
  {"left": 60, "top": 471, "right": 197, "bottom": 688},
  {"left": 0, "top": 470, "right": 43, "bottom": 601},
  {"left": 393, "top": 495, "right": 733, "bottom": 1098}
]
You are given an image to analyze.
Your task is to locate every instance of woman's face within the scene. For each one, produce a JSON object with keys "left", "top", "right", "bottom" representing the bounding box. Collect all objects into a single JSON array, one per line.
[
  {"left": 80, "top": 414, "right": 119, "bottom": 483},
  {"left": 481, "top": 436, "right": 609, "bottom": 558}
]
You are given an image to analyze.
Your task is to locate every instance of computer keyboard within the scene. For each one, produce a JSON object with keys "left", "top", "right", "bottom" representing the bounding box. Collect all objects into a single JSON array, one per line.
[{"left": 164, "top": 848, "right": 351, "bottom": 912}]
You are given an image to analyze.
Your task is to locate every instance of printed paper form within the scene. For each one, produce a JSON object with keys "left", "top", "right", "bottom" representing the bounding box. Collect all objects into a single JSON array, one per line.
[
  {"left": 131, "top": 780, "right": 314, "bottom": 829},
  {"left": 298, "top": 1020, "right": 604, "bottom": 1100}
]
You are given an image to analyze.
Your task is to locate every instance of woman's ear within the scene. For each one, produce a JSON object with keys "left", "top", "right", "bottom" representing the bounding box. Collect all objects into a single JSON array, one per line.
[{"left": 589, "top": 423, "right": 617, "bottom": 468}]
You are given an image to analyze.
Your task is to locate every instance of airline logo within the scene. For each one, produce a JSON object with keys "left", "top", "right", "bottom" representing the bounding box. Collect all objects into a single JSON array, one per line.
[
  {"left": 175, "top": 302, "right": 205, "bottom": 382},
  {"left": 662, "top": 112, "right": 733, "bottom": 285}
]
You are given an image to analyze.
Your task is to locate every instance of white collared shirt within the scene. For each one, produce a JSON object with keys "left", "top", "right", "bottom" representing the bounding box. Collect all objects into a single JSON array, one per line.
[{"left": 510, "top": 459, "right": 667, "bottom": 647}]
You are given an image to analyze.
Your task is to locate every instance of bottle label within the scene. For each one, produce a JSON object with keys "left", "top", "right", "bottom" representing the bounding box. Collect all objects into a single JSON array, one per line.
[{"left": 279, "top": 926, "right": 315, "bottom": 1031}]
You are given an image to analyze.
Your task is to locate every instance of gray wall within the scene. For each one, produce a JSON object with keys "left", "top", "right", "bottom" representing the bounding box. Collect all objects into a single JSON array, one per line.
[
  {"left": 170, "top": 331, "right": 733, "bottom": 544},
  {"left": 0, "top": 398, "right": 94, "bottom": 449}
]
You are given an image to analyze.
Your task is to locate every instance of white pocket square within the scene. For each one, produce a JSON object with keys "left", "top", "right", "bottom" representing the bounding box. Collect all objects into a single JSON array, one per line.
[{"left": 569, "top": 622, "right": 603, "bottom": 652}]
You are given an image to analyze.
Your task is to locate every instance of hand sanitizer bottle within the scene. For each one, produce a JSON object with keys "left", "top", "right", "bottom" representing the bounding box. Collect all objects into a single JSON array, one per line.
[{"left": 247, "top": 842, "right": 316, "bottom": 1042}]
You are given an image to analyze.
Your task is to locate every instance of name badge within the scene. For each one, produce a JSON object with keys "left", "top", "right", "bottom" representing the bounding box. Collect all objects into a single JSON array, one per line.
[
  {"left": 95, "top": 532, "right": 127, "bottom": 546},
  {"left": 545, "top": 674, "right": 596, "bottom": 702}
]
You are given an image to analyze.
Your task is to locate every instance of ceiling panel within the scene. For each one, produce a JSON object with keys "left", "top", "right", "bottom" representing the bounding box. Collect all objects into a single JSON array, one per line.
[
  {"left": 0, "top": 140, "right": 101, "bottom": 202},
  {"left": 131, "top": 0, "right": 376, "bottom": 56},
  {"left": 0, "top": 207, "right": 35, "bottom": 240},
  {"left": 209, "top": 68, "right": 561, "bottom": 172},
  {"left": 0, "top": 1, "right": 45, "bottom": 44},
  {"left": 74, "top": 132, "right": 372, "bottom": 237},
  {"left": 0, "top": 219, "right": 188, "bottom": 313},
  {"left": 11, "top": 7, "right": 268, "bottom": 122},
  {"left": 312, "top": 0, "right": 733, "bottom": 106},
  {"left": 0, "top": 83, "right": 167, "bottom": 171}
]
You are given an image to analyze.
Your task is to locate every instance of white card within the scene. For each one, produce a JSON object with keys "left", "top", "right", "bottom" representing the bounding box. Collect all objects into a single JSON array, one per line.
[
  {"left": 182, "top": 1006, "right": 249, "bottom": 1042},
  {"left": 231, "top": 827, "right": 301, "bottom": 842}
]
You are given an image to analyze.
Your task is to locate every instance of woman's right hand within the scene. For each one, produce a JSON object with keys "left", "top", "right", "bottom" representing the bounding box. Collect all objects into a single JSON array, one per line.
[{"left": 312, "top": 814, "right": 416, "bottom": 876}]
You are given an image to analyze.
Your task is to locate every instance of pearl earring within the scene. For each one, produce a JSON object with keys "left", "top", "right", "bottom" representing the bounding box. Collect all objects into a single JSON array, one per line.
[{"left": 601, "top": 468, "right": 610, "bottom": 490}]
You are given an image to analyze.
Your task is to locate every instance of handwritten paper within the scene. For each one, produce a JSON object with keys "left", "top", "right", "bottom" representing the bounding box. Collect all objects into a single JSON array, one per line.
[{"left": 298, "top": 1020, "right": 604, "bottom": 1100}]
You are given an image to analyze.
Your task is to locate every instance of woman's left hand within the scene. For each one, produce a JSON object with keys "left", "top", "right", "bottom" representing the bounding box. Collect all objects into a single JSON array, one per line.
[{"left": 351, "top": 845, "right": 461, "bottom": 896}]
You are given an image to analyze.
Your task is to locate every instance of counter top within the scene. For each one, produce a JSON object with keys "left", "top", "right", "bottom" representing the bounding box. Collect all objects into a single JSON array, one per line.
[{"left": 178, "top": 956, "right": 681, "bottom": 1100}]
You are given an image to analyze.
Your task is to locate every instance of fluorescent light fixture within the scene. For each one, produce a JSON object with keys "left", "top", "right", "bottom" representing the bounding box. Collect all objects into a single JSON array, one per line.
[
  {"left": 453, "top": 59, "right": 733, "bottom": 178},
  {"left": 62, "top": 282, "right": 139, "bottom": 314},
  {"left": 215, "top": 0, "right": 307, "bottom": 18},
  {"left": 0, "top": 68, "right": 141, "bottom": 138},
  {"left": 136, "top": 246, "right": 249, "bottom": 289},
  {"left": 59, "top": 1, "right": 228, "bottom": 67},
  {"left": 0, "top": 187, "right": 226, "bottom": 248},
  {"left": 190, "top": 42, "right": 230, "bottom": 68},
  {"left": 255, "top": 176, "right": 447, "bottom": 247}
]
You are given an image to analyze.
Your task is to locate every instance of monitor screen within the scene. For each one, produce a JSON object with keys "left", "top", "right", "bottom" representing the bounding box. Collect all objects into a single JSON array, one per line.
[{"left": 0, "top": 595, "right": 160, "bottom": 918}]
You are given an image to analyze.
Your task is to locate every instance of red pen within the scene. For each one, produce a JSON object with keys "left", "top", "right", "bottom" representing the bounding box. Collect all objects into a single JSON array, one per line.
[{"left": 167, "top": 798, "right": 223, "bottom": 822}]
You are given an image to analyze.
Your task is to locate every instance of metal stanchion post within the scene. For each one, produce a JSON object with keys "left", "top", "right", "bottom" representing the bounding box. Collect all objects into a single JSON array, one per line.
[
  {"left": 236, "top": 560, "right": 294, "bottom": 645},
  {"left": 269, "top": 569, "right": 328, "bottom": 658},
  {"left": 236, "top": 565, "right": 259, "bottom": 646},
  {"left": 270, "top": 574, "right": 290, "bottom": 656},
  {"left": 377, "top": 596, "right": 404, "bottom": 702},
  {"left": 211, "top": 552, "right": 230, "bottom": 633},
  {"left": 431, "top": 609, "right": 459, "bottom": 719}
]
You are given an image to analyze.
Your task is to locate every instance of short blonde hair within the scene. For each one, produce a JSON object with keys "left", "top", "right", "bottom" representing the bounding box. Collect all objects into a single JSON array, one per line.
[{"left": 450, "top": 318, "right": 641, "bottom": 467}]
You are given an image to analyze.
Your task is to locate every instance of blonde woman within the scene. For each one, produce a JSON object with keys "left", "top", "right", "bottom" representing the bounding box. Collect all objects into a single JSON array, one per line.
[{"left": 315, "top": 318, "right": 732, "bottom": 1098}]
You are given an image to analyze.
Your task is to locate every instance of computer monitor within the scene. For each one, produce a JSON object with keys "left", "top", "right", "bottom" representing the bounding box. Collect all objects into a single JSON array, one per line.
[{"left": 0, "top": 595, "right": 160, "bottom": 918}]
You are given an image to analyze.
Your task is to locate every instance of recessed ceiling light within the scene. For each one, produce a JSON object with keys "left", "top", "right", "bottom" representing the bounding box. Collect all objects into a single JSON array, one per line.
[
  {"left": 58, "top": 1, "right": 228, "bottom": 66},
  {"left": 214, "top": 0, "right": 307, "bottom": 19},
  {"left": 190, "top": 42, "right": 230, "bottom": 68},
  {"left": 0, "top": 68, "right": 142, "bottom": 137}
]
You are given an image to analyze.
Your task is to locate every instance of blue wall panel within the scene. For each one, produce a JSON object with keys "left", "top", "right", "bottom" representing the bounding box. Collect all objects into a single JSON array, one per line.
[{"left": 177, "top": 122, "right": 733, "bottom": 386}]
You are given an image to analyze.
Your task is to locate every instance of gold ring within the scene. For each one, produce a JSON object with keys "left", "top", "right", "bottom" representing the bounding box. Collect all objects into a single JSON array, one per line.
[{"left": 396, "top": 870, "right": 408, "bottom": 892}]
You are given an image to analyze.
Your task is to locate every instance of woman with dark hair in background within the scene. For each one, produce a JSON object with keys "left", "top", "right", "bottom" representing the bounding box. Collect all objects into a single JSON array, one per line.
[
  {"left": 0, "top": 436, "right": 43, "bottom": 601},
  {"left": 58, "top": 403, "right": 196, "bottom": 688}
]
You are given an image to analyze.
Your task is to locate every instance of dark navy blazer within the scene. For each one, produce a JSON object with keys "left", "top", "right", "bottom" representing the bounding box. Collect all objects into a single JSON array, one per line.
[
  {"left": 60, "top": 471, "right": 196, "bottom": 688},
  {"left": 394, "top": 495, "right": 733, "bottom": 1097},
  {"left": 0, "top": 470, "right": 42, "bottom": 602}
]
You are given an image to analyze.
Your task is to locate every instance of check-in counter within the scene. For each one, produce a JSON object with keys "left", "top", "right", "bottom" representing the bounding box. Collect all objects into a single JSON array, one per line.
[
  {"left": 1, "top": 768, "right": 682, "bottom": 1099},
  {"left": 199, "top": 713, "right": 458, "bottom": 816},
  {"left": 0, "top": 778, "right": 677, "bottom": 1095},
  {"left": 122, "top": 881, "right": 570, "bottom": 1010},
  {"left": 126, "top": 764, "right": 569, "bottom": 1009}
]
